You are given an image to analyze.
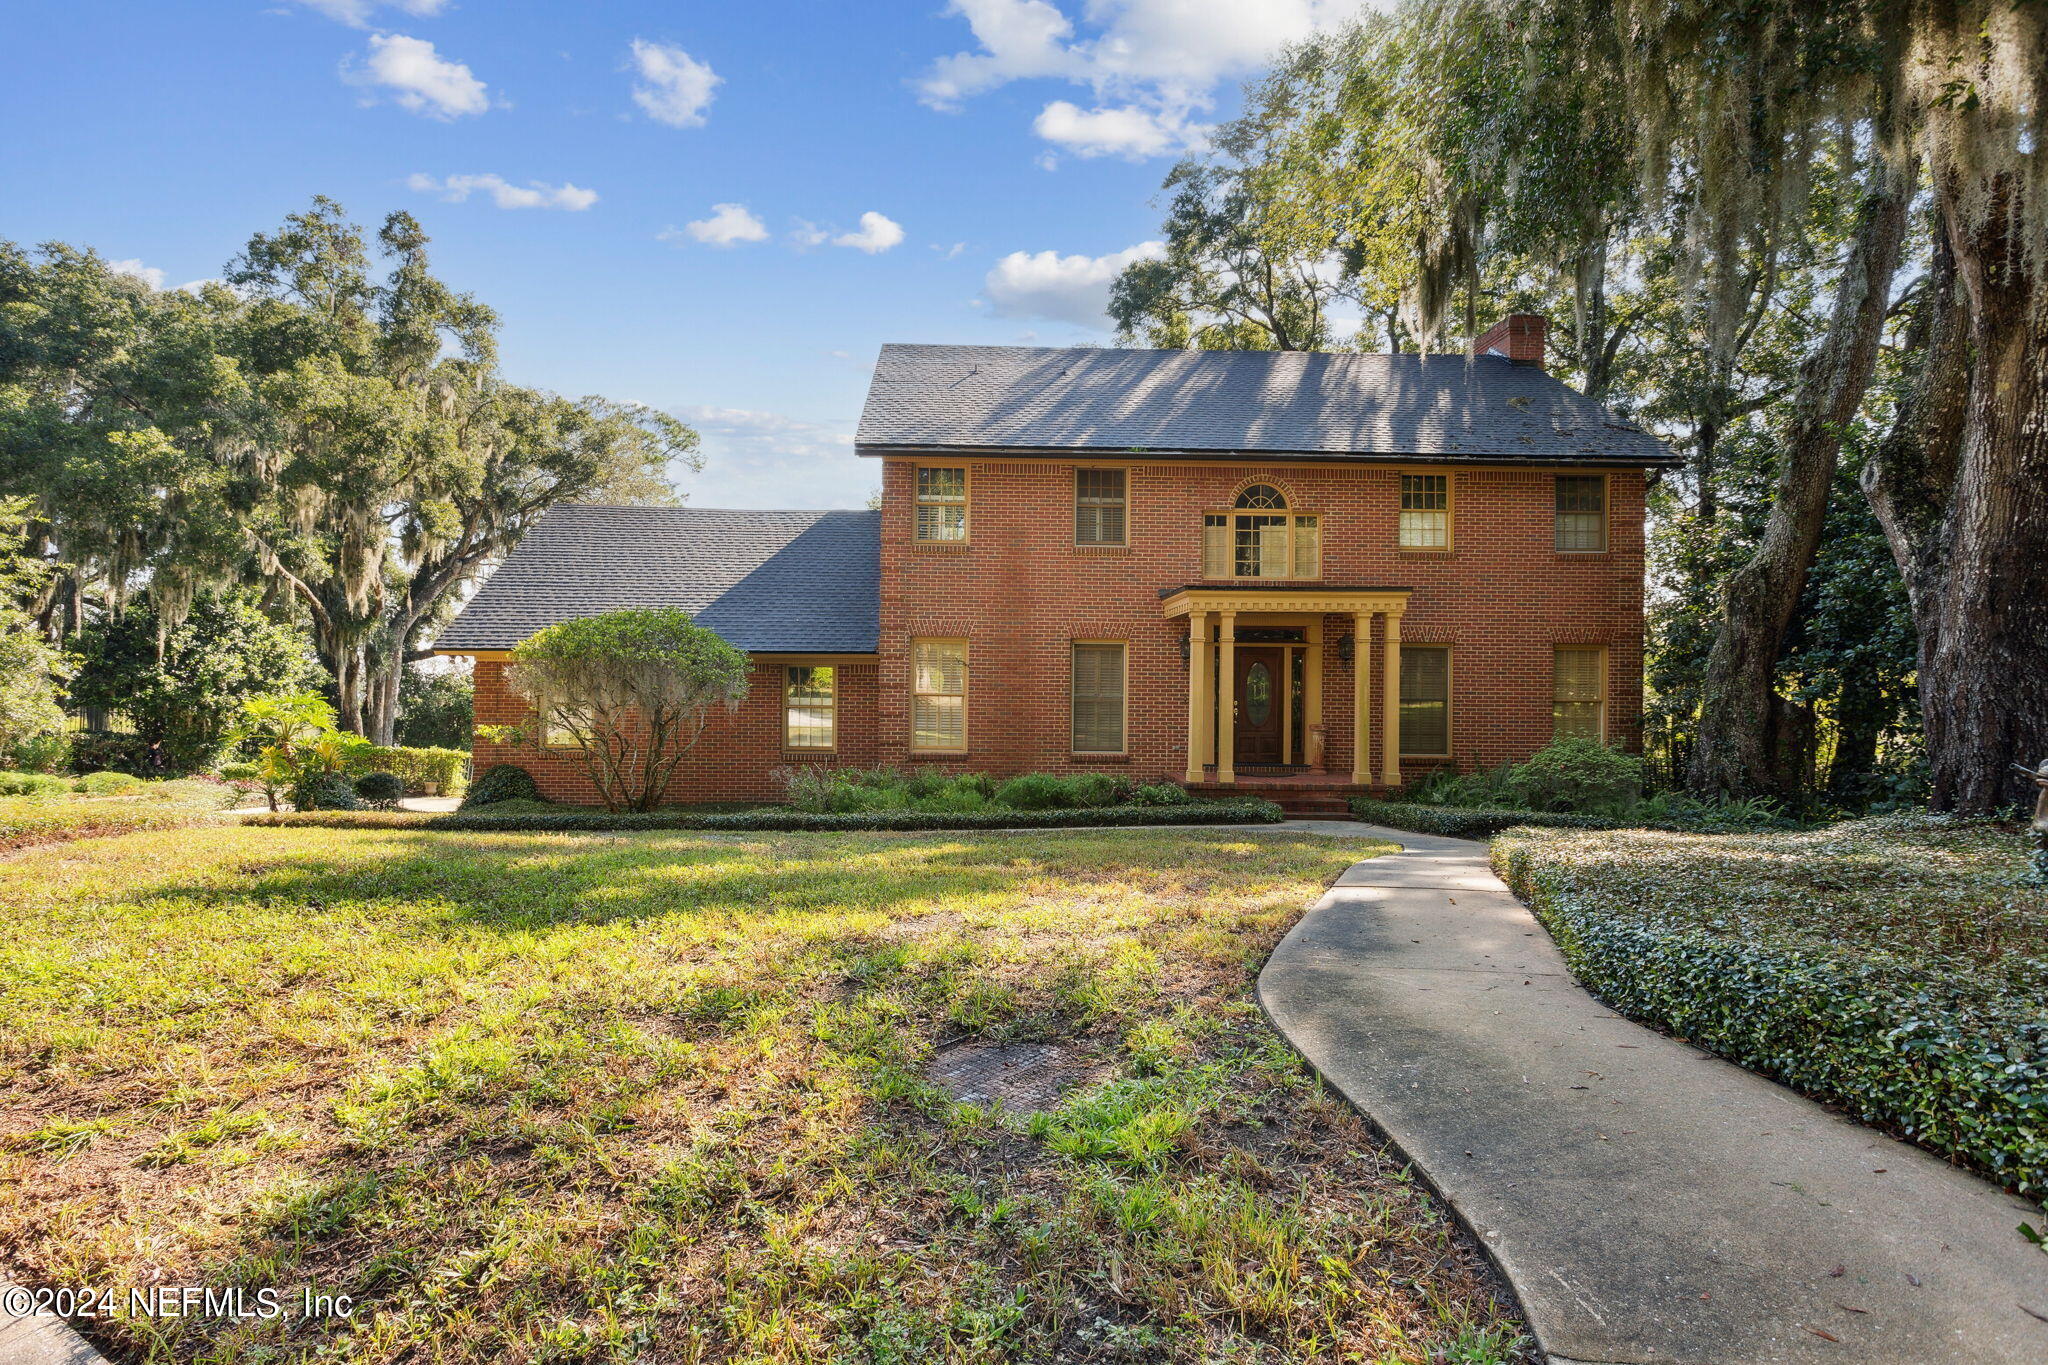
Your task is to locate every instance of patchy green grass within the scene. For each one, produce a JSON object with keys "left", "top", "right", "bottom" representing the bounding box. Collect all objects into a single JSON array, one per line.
[
  {"left": 0, "top": 793, "right": 231, "bottom": 854},
  {"left": 0, "top": 824, "right": 1528, "bottom": 1363},
  {"left": 1495, "top": 813, "right": 2048, "bottom": 1201}
]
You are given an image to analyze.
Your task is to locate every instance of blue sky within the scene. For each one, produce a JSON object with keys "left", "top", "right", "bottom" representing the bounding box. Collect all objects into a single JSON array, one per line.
[{"left": 4, "top": 1, "right": 1386, "bottom": 509}]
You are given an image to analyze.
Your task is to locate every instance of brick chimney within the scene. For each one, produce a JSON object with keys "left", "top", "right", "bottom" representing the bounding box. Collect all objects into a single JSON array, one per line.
[{"left": 1474, "top": 313, "right": 1546, "bottom": 368}]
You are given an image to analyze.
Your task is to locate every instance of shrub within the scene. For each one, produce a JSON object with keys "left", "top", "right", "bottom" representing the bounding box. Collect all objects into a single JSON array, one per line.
[
  {"left": 994, "top": 774, "right": 1081, "bottom": 810},
  {"left": 1068, "top": 773, "right": 1134, "bottom": 807},
  {"left": 1493, "top": 816, "right": 2048, "bottom": 1200},
  {"left": 1128, "top": 782, "right": 1192, "bottom": 806},
  {"left": 1349, "top": 798, "right": 1793, "bottom": 840},
  {"left": 0, "top": 770, "right": 72, "bottom": 799},
  {"left": 354, "top": 772, "right": 406, "bottom": 808},
  {"left": 462, "top": 763, "right": 541, "bottom": 809},
  {"left": 1500, "top": 737, "right": 1643, "bottom": 813},
  {"left": 7, "top": 732, "right": 70, "bottom": 774},
  {"left": 67, "top": 731, "right": 156, "bottom": 778},
  {"left": 247, "top": 798, "right": 1288, "bottom": 834},
  {"left": 292, "top": 774, "right": 360, "bottom": 812},
  {"left": 77, "top": 770, "right": 146, "bottom": 797},
  {"left": 363, "top": 745, "right": 469, "bottom": 794},
  {"left": 218, "top": 762, "right": 261, "bottom": 782}
]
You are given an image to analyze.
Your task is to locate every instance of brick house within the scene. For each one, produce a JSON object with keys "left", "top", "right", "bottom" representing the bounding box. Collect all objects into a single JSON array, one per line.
[{"left": 438, "top": 317, "right": 1678, "bottom": 807}]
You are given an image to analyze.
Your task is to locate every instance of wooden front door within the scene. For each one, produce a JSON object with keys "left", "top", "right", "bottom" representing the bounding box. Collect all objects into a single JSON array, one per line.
[{"left": 1233, "top": 647, "right": 1285, "bottom": 766}]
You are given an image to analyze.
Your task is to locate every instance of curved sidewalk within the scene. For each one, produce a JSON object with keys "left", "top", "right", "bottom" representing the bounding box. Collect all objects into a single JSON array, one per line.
[{"left": 1259, "top": 823, "right": 2047, "bottom": 1365}]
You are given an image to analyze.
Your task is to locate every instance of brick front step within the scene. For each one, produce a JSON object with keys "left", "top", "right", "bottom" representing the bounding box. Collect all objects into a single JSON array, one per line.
[{"left": 1182, "top": 778, "right": 1372, "bottom": 817}]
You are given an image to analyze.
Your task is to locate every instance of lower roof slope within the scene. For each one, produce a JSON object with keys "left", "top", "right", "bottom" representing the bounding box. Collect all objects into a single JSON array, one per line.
[
  {"left": 858, "top": 343, "right": 1678, "bottom": 465},
  {"left": 435, "top": 504, "right": 880, "bottom": 654}
]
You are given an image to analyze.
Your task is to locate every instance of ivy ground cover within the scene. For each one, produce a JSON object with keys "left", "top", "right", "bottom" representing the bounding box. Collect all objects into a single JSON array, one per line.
[
  {"left": 1495, "top": 814, "right": 2048, "bottom": 1202},
  {"left": 0, "top": 824, "right": 1528, "bottom": 1364}
]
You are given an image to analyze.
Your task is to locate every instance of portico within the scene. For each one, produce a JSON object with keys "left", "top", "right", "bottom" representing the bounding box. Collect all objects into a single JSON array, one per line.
[{"left": 1160, "top": 586, "right": 1414, "bottom": 789}]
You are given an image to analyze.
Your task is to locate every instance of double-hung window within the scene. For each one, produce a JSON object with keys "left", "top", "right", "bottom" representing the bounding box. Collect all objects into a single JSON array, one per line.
[
  {"left": 915, "top": 467, "right": 968, "bottom": 543},
  {"left": 911, "top": 639, "right": 968, "bottom": 751},
  {"left": 1075, "top": 469, "right": 1127, "bottom": 545},
  {"left": 1552, "top": 647, "right": 1606, "bottom": 740},
  {"left": 1201, "top": 484, "right": 1320, "bottom": 580},
  {"left": 1555, "top": 476, "right": 1608, "bottom": 552},
  {"left": 1398, "top": 646, "right": 1452, "bottom": 757},
  {"left": 1398, "top": 474, "right": 1450, "bottom": 549},
  {"left": 1070, "top": 642, "right": 1127, "bottom": 754},
  {"left": 784, "top": 665, "right": 836, "bottom": 750}
]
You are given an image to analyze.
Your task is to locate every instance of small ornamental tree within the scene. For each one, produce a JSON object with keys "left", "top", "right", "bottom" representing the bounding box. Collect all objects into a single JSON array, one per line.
[{"left": 506, "top": 608, "right": 749, "bottom": 812}]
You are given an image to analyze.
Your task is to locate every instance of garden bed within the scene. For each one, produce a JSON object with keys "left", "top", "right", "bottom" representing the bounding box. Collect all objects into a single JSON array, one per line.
[
  {"left": 1493, "top": 813, "right": 2048, "bottom": 1202},
  {"left": 245, "top": 798, "right": 1287, "bottom": 833}
]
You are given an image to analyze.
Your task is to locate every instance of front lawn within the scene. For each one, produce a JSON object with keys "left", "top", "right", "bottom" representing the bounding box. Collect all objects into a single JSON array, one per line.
[
  {"left": 1494, "top": 814, "right": 2048, "bottom": 1202},
  {"left": 0, "top": 825, "right": 1527, "bottom": 1363}
]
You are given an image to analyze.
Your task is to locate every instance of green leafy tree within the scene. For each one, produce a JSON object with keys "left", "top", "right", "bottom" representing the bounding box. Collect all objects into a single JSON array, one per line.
[
  {"left": 504, "top": 608, "right": 749, "bottom": 812},
  {"left": 0, "top": 497, "right": 71, "bottom": 765},
  {"left": 71, "top": 592, "right": 319, "bottom": 773},
  {"left": 395, "top": 661, "right": 474, "bottom": 750}
]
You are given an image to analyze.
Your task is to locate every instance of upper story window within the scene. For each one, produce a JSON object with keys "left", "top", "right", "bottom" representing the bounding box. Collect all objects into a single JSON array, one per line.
[
  {"left": 915, "top": 467, "right": 968, "bottom": 543},
  {"left": 1555, "top": 475, "right": 1608, "bottom": 552},
  {"left": 1075, "top": 468, "right": 1127, "bottom": 545},
  {"left": 1399, "top": 474, "right": 1450, "bottom": 549},
  {"left": 1202, "top": 484, "right": 1320, "bottom": 580}
]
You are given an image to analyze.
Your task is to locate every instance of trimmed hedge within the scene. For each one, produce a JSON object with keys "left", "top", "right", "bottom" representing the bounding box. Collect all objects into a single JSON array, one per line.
[
  {"left": 244, "top": 798, "right": 1288, "bottom": 834},
  {"left": 1494, "top": 817, "right": 2048, "bottom": 1201},
  {"left": 1349, "top": 798, "right": 1778, "bottom": 841},
  {"left": 362, "top": 745, "right": 469, "bottom": 795},
  {"left": 0, "top": 802, "right": 220, "bottom": 855}
]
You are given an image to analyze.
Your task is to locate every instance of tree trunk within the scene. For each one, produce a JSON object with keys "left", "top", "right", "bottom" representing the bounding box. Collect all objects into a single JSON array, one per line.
[
  {"left": 1865, "top": 176, "right": 2048, "bottom": 812},
  {"left": 1689, "top": 152, "right": 1917, "bottom": 798}
]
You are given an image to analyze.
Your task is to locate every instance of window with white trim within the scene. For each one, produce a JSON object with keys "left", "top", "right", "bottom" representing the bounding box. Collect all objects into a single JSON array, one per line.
[
  {"left": 911, "top": 639, "right": 968, "bottom": 751},
  {"left": 784, "top": 665, "right": 836, "bottom": 749},
  {"left": 1399, "top": 646, "right": 1451, "bottom": 756},
  {"left": 915, "top": 467, "right": 968, "bottom": 542},
  {"left": 1552, "top": 647, "right": 1606, "bottom": 740},
  {"left": 1074, "top": 469, "right": 1127, "bottom": 545},
  {"left": 1070, "top": 642, "right": 1127, "bottom": 753},
  {"left": 1399, "top": 474, "right": 1450, "bottom": 549},
  {"left": 1555, "top": 476, "right": 1608, "bottom": 552}
]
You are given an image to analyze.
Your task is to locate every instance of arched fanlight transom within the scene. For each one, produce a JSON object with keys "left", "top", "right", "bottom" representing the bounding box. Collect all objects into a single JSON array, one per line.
[{"left": 1234, "top": 483, "right": 1287, "bottom": 510}]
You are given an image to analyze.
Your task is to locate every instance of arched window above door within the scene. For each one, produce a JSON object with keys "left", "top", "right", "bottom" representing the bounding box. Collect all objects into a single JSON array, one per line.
[{"left": 1204, "top": 483, "right": 1319, "bottom": 580}]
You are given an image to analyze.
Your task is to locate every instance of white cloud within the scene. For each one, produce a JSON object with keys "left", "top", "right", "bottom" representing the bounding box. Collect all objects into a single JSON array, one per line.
[
  {"left": 832, "top": 212, "right": 905, "bottom": 254},
  {"left": 407, "top": 173, "right": 597, "bottom": 210},
  {"left": 789, "top": 219, "right": 830, "bottom": 248},
  {"left": 107, "top": 258, "right": 166, "bottom": 290},
  {"left": 664, "top": 203, "right": 768, "bottom": 247},
  {"left": 1032, "top": 100, "right": 1202, "bottom": 158},
  {"left": 629, "top": 39, "right": 720, "bottom": 128},
  {"left": 345, "top": 33, "right": 488, "bottom": 119},
  {"left": 921, "top": 1, "right": 1383, "bottom": 156},
  {"left": 983, "top": 240, "right": 1165, "bottom": 329},
  {"left": 670, "top": 405, "right": 872, "bottom": 509},
  {"left": 291, "top": 0, "right": 448, "bottom": 27}
]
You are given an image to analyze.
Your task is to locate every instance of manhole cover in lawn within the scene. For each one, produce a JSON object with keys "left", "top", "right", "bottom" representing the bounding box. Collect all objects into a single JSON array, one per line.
[{"left": 925, "top": 1042, "right": 1105, "bottom": 1111}]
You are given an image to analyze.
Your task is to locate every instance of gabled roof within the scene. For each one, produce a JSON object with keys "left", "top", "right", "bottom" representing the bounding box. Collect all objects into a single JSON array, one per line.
[
  {"left": 857, "top": 343, "right": 1677, "bottom": 465},
  {"left": 435, "top": 505, "right": 880, "bottom": 654}
]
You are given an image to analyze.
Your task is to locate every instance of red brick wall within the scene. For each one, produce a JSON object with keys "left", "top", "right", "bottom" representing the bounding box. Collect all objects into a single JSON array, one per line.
[
  {"left": 873, "top": 459, "right": 1646, "bottom": 786},
  {"left": 466, "top": 458, "right": 1648, "bottom": 804},
  {"left": 471, "top": 657, "right": 880, "bottom": 805}
]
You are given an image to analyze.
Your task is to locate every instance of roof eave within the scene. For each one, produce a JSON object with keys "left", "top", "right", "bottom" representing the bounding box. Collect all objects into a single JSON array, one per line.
[{"left": 856, "top": 441, "right": 1683, "bottom": 469}]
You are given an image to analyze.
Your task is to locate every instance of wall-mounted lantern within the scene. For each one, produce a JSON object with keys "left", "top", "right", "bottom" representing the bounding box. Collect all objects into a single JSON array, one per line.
[{"left": 1336, "top": 632, "right": 1355, "bottom": 663}]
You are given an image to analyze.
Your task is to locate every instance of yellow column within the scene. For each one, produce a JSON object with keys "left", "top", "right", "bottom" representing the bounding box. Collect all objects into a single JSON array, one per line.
[
  {"left": 1351, "top": 611, "right": 1372, "bottom": 785},
  {"left": 1381, "top": 610, "right": 1403, "bottom": 788},
  {"left": 1216, "top": 611, "right": 1237, "bottom": 785},
  {"left": 1305, "top": 620, "right": 1325, "bottom": 770},
  {"left": 1184, "top": 611, "right": 1208, "bottom": 783},
  {"left": 1281, "top": 646, "right": 1295, "bottom": 766}
]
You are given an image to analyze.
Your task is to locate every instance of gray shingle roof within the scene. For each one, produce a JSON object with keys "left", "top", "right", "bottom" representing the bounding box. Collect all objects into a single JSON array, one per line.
[
  {"left": 435, "top": 505, "right": 880, "bottom": 654},
  {"left": 857, "top": 343, "right": 1676, "bottom": 465}
]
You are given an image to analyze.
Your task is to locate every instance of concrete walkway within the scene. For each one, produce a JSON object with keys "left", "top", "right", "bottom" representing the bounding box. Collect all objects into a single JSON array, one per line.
[{"left": 1258, "top": 823, "right": 2048, "bottom": 1365}]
